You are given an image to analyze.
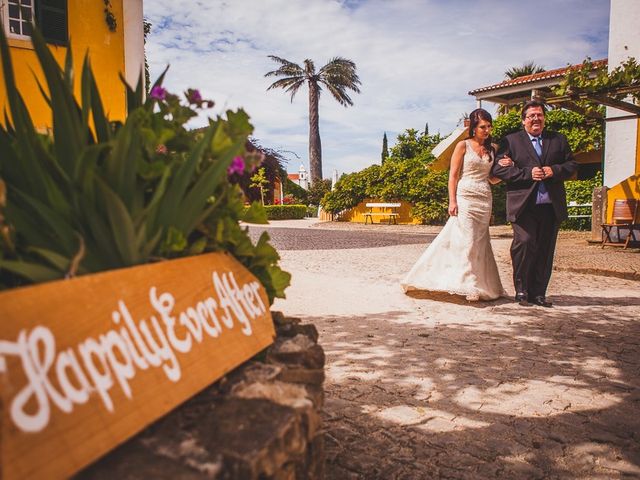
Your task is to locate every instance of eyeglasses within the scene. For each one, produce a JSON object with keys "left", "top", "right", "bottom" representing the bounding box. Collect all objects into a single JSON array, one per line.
[{"left": 525, "top": 114, "right": 544, "bottom": 120}]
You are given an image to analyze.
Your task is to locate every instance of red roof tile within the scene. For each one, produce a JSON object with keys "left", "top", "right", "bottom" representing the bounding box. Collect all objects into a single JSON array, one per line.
[{"left": 469, "top": 59, "right": 608, "bottom": 95}]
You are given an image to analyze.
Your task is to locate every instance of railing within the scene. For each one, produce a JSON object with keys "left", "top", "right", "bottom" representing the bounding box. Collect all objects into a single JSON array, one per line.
[{"left": 567, "top": 201, "right": 592, "bottom": 219}]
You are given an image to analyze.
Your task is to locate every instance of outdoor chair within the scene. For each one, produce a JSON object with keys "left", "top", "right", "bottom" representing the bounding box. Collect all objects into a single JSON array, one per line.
[{"left": 601, "top": 198, "right": 640, "bottom": 249}]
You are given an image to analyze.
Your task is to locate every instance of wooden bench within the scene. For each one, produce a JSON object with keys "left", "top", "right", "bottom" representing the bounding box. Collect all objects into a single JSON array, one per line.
[
  {"left": 601, "top": 198, "right": 640, "bottom": 249},
  {"left": 363, "top": 202, "right": 401, "bottom": 225}
]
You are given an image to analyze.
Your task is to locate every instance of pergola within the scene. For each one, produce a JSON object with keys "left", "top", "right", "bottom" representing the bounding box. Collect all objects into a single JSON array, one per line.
[
  {"left": 469, "top": 58, "right": 640, "bottom": 123},
  {"left": 468, "top": 60, "right": 608, "bottom": 112}
]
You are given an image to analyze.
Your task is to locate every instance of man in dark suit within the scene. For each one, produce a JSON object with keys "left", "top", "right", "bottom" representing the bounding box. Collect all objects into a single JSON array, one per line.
[{"left": 492, "top": 100, "right": 577, "bottom": 307}]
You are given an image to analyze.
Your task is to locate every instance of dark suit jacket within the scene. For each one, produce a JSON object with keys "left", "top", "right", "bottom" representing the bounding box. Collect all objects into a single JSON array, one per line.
[{"left": 492, "top": 129, "right": 577, "bottom": 223}]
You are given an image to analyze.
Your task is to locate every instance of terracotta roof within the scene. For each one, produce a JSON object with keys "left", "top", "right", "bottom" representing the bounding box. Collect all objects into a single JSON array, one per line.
[
  {"left": 469, "top": 59, "right": 608, "bottom": 95},
  {"left": 288, "top": 173, "right": 300, "bottom": 181}
]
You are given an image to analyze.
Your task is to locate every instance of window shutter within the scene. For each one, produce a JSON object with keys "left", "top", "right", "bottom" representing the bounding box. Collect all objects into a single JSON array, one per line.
[{"left": 35, "top": 0, "right": 68, "bottom": 45}]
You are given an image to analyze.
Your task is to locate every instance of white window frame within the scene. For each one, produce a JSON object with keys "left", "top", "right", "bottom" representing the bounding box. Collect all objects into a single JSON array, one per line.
[{"left": 1, "top": 0, "right": 35, "bottom": 40}]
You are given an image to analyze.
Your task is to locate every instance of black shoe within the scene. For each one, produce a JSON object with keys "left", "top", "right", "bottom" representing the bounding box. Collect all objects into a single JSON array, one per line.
[
  {"left": 515, "top": 293, "right": 530, "bottom": 306},
  {"left": 531, "top": 296, "right": 553, "bottom": 308}
]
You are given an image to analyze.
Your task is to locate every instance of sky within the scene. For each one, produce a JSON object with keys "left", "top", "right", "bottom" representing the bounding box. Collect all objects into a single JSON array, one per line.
[{"left": 144, "top": 0, "right": 611, "bottom": 177}]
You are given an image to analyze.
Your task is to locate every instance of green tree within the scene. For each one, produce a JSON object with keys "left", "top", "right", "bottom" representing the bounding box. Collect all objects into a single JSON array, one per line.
[
  {"left": 492, "top": 109, "right": 603, "bottom": 153},
  {"left": 381, "top": 132, "right": 389, "bottom": 164},
  {"left": 388, "top": 128, "right": 442, "bottom": 163},
  {"left": 265, "top": 56, "right": 361, "bottom": 183},
  {"left": 499, "top": 62, "right": 546, "bottom": 114},
  {"left": 504, "top": 61, "right": 545, "bottom": 80},
  {"left": 284, "top": 178, "right": 309, "bottom": 204},
  {"left": 321, "top": 158, "right": 449, "bottom": 224},
  {"left": 250, "top": 168, "right": 269, "bottom": 206},
  {"left": 307, "top": 178, "right": 332, "bottom": 206}
]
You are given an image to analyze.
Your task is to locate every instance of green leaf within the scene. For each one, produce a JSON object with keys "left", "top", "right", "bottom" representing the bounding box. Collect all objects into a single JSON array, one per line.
[
  {"left": 265, "top": 265, "right": 292, "bottom": 299},
  {"left": 153, "top": 125, "right": 216, "bottom": 232},
  {"left": 251, "top": 231, "right": 281, "bottom": 267},
  {"left": 103, "top": 109, "right": 147, "bottom": 208},
  {"left": 27, "top": 247, "right": 73, "bottom": 272},
  {"left": 0, "top": 259, "right": 62, "bottom": 283},
  {"left": 86, "top": 55, "right": 111, "bottom": 143},
  {"left": 95, "top": 178, "right": 138, "bottom": 265},
  {"left": 242, "top": 201, "right": 269, "bottom": 224},
  {"left": 159, "top": 226, "right": 187, "bottom": 255},
  {"left": 187, "top": 236, "right": 207, "bottom": 255},
  {"left": 8, "top": 186, "right": 76, "bottom": 254},
  {"left": 30, "top": 29, "right": 85, "bottom": 178}
]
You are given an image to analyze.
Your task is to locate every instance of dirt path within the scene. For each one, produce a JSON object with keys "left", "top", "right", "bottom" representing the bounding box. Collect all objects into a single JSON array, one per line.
[{"left": 271, "top": 230, "right": 640, "bottom": 479}]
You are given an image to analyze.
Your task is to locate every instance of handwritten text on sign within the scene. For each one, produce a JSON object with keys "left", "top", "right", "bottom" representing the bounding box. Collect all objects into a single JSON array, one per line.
[
  {"left": 0, "top": 252, "right": 275, "bottom": 480},
  {"left": 0, "top": 271, "right": 265, "bottom": 432}
]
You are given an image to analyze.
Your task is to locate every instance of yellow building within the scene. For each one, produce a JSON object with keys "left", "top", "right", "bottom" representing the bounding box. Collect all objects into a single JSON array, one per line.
[
  {"left": 0, "top": 0, "right": 144, "bottom": 127},
  {"left": 601, "top": 0, "right": 640, "bottom": 223}
]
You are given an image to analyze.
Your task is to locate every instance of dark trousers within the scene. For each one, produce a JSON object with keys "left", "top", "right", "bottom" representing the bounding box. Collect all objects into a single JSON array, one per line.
[{"left": 510, "top": 203, "right": 559, "bottom": 299}]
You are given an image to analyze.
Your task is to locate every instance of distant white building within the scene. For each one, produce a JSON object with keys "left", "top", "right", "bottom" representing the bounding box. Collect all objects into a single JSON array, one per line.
[{"left": 287, "top": 164, "right": 309, "bottom": 190}]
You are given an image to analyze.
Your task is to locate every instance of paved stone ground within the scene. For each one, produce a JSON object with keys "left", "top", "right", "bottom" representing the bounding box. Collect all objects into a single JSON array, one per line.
[{"left": 250, "top": 219, "right": 640, "bottom": 480}]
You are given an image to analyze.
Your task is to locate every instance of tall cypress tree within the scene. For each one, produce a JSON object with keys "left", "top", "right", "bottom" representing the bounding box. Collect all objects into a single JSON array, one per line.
[{"left": 381, "top": 132, "right": 389, "bottom": 164}]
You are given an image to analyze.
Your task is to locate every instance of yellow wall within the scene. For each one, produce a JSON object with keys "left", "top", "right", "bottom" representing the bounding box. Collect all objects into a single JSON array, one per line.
[
  {"left": 337, "top": 199, "right": 422, "bottom": 224},
  {"left": 0, "top": 0, "right": 126, "bottom": 128},
  {"left": 605, "top": 118, "right": 640, "bottom": 222},
  {"left": 605, "top": 173, "right": 640, "bottom": 222}
]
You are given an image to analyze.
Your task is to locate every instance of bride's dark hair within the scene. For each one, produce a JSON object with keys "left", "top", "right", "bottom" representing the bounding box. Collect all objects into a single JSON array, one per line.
[{"left": 468, "top": 108, "right": 494, "bottom": 154}]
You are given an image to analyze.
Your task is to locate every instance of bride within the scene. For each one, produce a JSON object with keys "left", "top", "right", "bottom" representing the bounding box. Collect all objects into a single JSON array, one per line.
[{"left": 401, "top": 108, "right": 511, "bottom": 301}]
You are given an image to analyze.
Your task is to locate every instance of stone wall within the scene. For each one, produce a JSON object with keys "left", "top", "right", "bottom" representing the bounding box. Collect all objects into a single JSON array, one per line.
[{"left": 76, "top": 312, "right": 325, "bottom": 479}]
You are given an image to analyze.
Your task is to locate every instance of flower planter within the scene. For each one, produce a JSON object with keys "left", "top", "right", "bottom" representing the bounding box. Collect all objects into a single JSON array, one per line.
[{"left": 0, "top": 252, "right": 275, "bottom": 480}]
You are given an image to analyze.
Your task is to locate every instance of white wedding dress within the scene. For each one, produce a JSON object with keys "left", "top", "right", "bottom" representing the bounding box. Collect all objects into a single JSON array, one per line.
[{"left": 401, "top": 140, "right": 504, "bottom": 301}]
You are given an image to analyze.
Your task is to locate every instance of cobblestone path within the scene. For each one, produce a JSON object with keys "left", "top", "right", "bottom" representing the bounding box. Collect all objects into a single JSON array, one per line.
[{"left": 257, "top": 224, "right": 640, "bottom": 479}]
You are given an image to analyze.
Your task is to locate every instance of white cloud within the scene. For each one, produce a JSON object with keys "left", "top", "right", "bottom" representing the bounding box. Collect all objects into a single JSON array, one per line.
[{"left": 144, "top": 0, "right": 610, "bottom": 176}]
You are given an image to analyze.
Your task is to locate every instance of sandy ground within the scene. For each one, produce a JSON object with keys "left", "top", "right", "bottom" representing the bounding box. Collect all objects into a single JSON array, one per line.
[{"left": 264, "top": 219, "right": 640, "bottom": 479}]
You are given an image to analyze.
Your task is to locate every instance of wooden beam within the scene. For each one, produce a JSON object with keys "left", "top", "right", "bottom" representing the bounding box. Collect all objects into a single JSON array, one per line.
[
  {"left": 545, "top": 98, "right": 604, "bottom": 120},
  {"left": 585, "top": 94, "right": 640, "bottom": 115}
]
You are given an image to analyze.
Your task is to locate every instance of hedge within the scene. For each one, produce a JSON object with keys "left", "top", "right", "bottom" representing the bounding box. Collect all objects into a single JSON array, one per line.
[{"left": 264, "top": 205, "right": 307, "bottom": 220}]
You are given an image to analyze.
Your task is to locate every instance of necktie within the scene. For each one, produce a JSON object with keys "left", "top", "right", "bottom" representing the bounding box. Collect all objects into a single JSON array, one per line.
[
  {"left": 532, "top": 137, "right": 542, "bottom": 157},
  {"left": 532, "top": 136, "right": 550, "bottom": 204}
]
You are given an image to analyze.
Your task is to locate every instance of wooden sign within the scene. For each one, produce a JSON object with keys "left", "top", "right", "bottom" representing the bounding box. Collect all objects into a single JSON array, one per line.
[{"left": 0, "top": 252, "right": 275, "bottom": 479}]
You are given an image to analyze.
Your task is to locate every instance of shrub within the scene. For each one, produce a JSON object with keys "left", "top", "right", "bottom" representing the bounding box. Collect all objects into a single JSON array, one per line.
[
  {"left": 284, "top": 178, "right": 309, "bottom": 204},
  {"left": 264, "top": 205, "right": 307, "bottom": 220},
  {"left": 492, "top": 109, "right": 603, "bottom": 153},
  {"left": 307, "top": 178, "right": 332, "bottom": 206},
  {"left": 561, "top": 171, "right": 602, "bottom": 231},
  {"left": 321, "top": 159, "right": 449, "bottom": 224},
  {"left": 0, "top": 28, "right": 290, "bottom": 302},
  {"left": 322, "top": 165, "right": 380, "bottom": 213}
]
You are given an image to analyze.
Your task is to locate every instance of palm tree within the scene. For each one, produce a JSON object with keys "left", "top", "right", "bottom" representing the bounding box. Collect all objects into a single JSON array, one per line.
[
  {"left": 499, "top": 62, "right": 546, "bottom": 114},
  {"left": 265, "top": 56, "right": 361, "bottom": 183},
  {"left": 504, "top": 61, "right": 545, "bottom": 80}
]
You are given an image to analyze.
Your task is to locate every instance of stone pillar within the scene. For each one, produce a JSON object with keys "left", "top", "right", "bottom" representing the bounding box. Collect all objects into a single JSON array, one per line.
[{"left": 591, "top": 186, "right": 607, "bottom": 242}]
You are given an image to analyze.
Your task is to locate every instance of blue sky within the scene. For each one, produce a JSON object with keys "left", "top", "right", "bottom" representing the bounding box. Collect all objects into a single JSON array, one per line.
[{"left": 144, "top": 0, "right": 611, "bottom": 177}]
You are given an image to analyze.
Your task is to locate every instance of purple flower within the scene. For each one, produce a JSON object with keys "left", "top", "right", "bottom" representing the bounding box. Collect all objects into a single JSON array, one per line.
[
  {"left": 150, "top": 85, "right": 167, "bottom": 101},
  {"left": 187, "top": 89, "right": 202, "bottom": 104},
  {"left": 227, "top": 156, "right": 245, "bottom": 176}
]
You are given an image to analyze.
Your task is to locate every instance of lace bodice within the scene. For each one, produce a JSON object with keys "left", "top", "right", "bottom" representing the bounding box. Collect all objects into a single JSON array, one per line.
[{"left": 460, "top": 139, "right": 494, "bottom": 186}]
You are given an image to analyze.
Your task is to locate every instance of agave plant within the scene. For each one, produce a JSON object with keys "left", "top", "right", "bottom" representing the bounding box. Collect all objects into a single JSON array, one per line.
[{"left": 0, "top": 28, "right": 290, "bottom": 302}]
